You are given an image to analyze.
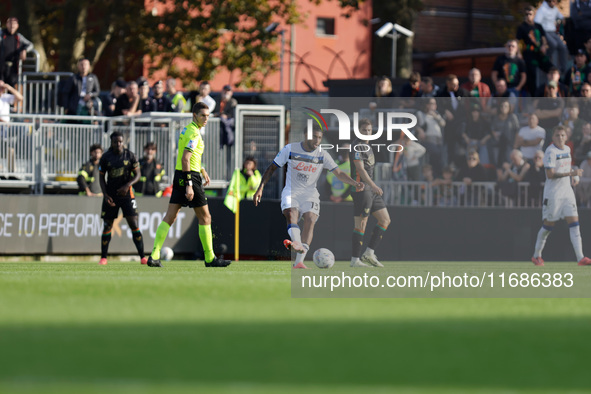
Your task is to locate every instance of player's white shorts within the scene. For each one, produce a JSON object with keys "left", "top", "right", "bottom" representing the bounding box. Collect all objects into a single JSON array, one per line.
[
  {"left": 281, "top": 191, "right": 320, "bottom": 217},
  {"left": 542, "top": 195, "right": 578, "bottom": 221}
]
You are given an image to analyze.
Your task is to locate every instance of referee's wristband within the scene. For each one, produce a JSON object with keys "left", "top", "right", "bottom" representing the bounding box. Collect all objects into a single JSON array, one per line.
[{"left": 187, "top": 180, "right": 193, "bottom": 186}]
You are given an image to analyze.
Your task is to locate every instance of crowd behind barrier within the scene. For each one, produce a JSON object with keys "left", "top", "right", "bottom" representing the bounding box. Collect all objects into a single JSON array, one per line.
[
  {"left": 0, "top": 113, "right": 235, "bottom": 194},
  {"left": 5, "top": 2, "right": 591, "bottom": 210}
]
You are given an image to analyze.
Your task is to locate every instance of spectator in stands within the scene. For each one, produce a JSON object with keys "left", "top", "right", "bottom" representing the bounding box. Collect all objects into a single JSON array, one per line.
[
  {"left": 77, "top": 144, "right": 103, "bottom": 197},
  {"left": 492, "top": 39, "right": 527, "bottom": 97},
  {"left": 535, "top": 0, "right": 568, "bottom": 73},
  {"left": 571, "top": 0, "right": 591, "bottom": 51},
  {"left": 399, "top": 71, "right": 422, "bottom": 108},
  {"left": 562, "top": 103, "right": 586, "bottom": 147},
  {"left": 114, "top": 81, "right": 141, "bottom": 116},
  {"left": 584, "top": 36, "right": 591, "bottom": 64},
  {"left": 523, "top": 149, "right": 546, "bottom": 206},
  {"left": 104, "top": 79, "right": 126, "bottom": 117},
  {"left": 165, "top": 78, "right": 186, "bottom": 112},
  {"left": 487, "top": 78, "right": 515, "bottom": 114},
  {"left": 133, "top": 142, "right": 165, "bottom": 197},
  {"left": 533, "top": 81, "right": 564, "bottom": 147},
  {"left": 458, "top": 150, "right": 488, "bottom": 184},
  {"left": 457, "top": 150, "right": 489, "bottom": 205},
  {"left": 577, "top": 151, "right": 591, "bottom": 206},
  {"left": 432, "top": 165, "right": 456, "bottom": 206},
  {"left": 563, "top": 49, "right": 590, "bottom": 96},
  {"left": 152, "top": 80, "right": 172, "bottom": 112},
  {"left": 437, "top": 74, "right": 469, "bottom": 168},
  {"left": 369, "top": 76, "right": 395, "bottom": 111},
  {"left": 490, "top": 99, "right": 520, "bottom": 166},
  {"left": 374, "top": 75, "right": 395, "bottom": 100},
  {"left": 196, "top": 81, "right": 216, "bottom": 112},
  {"left": 579, "top": 82, "right": 591, "bottom": 121},
  {"left": 214, "top": 84, "right": 237, "bottom": 148},
  {"left": 138, "top": 80, "right": 156, "bottom": 113},
  {"left": 0, "top": 79, "right": 22, "bottom": 122},
  {"left": 462, "top": 102, "right": 491, "bottom": 164},
  {"left": 515, "top": 114, "right": 546, "bottom": 161},
  {"left": 415, "top": 97, "right": 446, "bottom": 177},
  {"left": 461, "top": 68, "right": 491, "bottom": 108},
  {"left": 517, "top": 5, "right": 553, "bottom": 96},
  {"left": 392, "top": 132, "right": 426, "bottom": 181},
  {"left": 419, "top": 76, "right": 440, "bottom": 98},
  {"left": 62, "top": 57, "right": 101, "bottom": 116},
  {"left": 535, "top": 67, "right": 567, "bottom": 97},
  {"left": 497, "top": 149, "right": 531, "bottom": 203},
  {"left": 574, "top": 122, "right": 591, "bottom": 163},
  {"left": 0, "top": 17, "right": 34, "bottom": 87}
]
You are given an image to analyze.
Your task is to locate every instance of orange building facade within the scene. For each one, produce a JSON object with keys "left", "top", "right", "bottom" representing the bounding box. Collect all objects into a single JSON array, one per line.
[{"left": 146, "top": 0, "right": 373, "bottom": 93}]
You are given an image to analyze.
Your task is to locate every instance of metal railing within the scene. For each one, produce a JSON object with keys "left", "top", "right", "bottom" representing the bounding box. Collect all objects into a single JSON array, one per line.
[
  {"left": 20, "top": 72, "right": 73, "bottom": 115},
  {"left": 0, "top": 113, "right": 235, "bottom": 194},
  {"left": 377, "top": 181, "right": 545, "bottom": 208}
]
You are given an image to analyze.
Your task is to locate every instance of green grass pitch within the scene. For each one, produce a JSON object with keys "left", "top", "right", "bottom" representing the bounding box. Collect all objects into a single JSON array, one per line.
[{"left": 1, "top": 260, "right": 591, "bottom": 393}]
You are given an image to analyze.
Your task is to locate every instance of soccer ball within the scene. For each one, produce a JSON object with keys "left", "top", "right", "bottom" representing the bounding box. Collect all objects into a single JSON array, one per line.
[
  {"left": 161, "top": 246, "right": 174, "bottom": 261},
  {"left": 313, "top": 248, "right": 335, "bottom": 269}
]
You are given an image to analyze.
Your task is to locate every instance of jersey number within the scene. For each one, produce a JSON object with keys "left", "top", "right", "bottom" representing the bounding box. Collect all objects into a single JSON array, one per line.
[{"left": 310, "top": 202, "right": 319, "bottom": 211}]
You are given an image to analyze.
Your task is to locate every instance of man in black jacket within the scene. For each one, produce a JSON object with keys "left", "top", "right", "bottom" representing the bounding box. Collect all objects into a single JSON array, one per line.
[
  {"left": 437, "top": 74, "right": 469, "bottom": 168},
  {"left": 62, "top": 57, "right": 101, "bottom": 116}
]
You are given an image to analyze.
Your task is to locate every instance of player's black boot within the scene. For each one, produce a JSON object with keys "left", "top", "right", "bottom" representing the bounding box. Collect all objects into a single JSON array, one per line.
[
  {"left": 205, "top": 257, "right": 231, "bottom": 267},
  {"left": 147, "top": 256, "right": 162, "bottom": 268}
]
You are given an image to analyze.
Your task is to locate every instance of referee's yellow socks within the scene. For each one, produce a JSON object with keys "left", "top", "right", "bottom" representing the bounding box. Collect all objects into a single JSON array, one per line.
[
  {"left": 151, "top": 222, "right": 171, "bottom": 260},
  {"left": 199, "top": 224, "right": 215, "bottom": 263}
]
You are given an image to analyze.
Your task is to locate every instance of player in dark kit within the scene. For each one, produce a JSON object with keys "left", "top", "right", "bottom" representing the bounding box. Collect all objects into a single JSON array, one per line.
[
  {"left": 349, "top": 118, "right": 391, "bottom": 267},
  {"left": 98, "top": 132, "right": 147, "bottom": 265}
]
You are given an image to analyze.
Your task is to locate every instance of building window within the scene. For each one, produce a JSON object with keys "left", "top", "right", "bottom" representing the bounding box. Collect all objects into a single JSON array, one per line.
[{"left": 316, "top": 18, "right": 335, "bottom": 36}]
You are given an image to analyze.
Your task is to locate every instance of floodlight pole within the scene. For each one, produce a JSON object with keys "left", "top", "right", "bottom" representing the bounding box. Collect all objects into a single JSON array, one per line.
[{"left": 390, "top": 32, "right": 399, "bottom": 79}]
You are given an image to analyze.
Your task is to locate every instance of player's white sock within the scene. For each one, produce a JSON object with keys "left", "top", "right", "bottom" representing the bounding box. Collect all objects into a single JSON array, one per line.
[
  {"left": 569, "top": 222, "right": 584, "bottom": 262},
  {"left": 287, "top": 224, "right": 302, "bottom": 244},
  {"left": 351, "top": 257, "right": 360, "bottom": 265},
  {"left": 365, "top": 247, "right": 375, "bottom": 256},
  {"left": 533, "top": 225, "right": 553, "bottom": 258},
  {"left": 294, "top": 243, "right": 309, "bottom": 265}
]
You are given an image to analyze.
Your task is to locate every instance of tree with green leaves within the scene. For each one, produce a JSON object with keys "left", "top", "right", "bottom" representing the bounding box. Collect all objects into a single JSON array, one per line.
[{"left": 2, "top": 0, "right": 362, "bottom": 89}]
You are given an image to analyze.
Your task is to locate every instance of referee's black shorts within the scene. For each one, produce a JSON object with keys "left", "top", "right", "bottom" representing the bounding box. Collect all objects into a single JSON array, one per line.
[
  {"left": 169, "top": 170, "right": 208, "bottom": 208},
  {"left": 352, "top": 190, "right": 386, "bottom": 217}
]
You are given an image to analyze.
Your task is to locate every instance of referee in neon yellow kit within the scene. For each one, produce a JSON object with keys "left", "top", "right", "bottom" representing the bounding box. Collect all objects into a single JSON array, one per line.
[{"left": 147, "top": 102, "right": 231, "bottom": 268}]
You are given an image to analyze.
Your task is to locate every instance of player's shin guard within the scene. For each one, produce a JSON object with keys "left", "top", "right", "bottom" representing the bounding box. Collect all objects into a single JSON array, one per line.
[
  {"left": 534, "top": 224, "right": 553, "bottom": 258},
  {"left": 569, "top": 222, "right": 584, "bottom": 262},
  {"left": 368, "top": 225, "right": 387, "bottom": 250},
  {"left": 101, "top": 231, "right": 112, "bottom": 259},
  {"left": 352, "top": 229, "right": 364, "bottom": 258},
  {"left": 287, "top": 224, "right": 302, "bottom": 244},
  {"left": 294, "top": 243, "right": 309, "bottom": 266},
  {"left": 151, "top": 221, "right": 171, "bottom": 260},
  {"left": 131, "top": 228, "right": 145, "bottom": 258},
  {"left": 199, "top": 224, "right": 215, "bottom": 263}
]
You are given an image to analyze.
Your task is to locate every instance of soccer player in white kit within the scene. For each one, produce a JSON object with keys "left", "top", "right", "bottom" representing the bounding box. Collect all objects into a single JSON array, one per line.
[
  {"left": 254, "top": 128, "right": 364, "bottom": 268},
  {"left": 532, "top": 125, "right": 591, "bottom": 266}
]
